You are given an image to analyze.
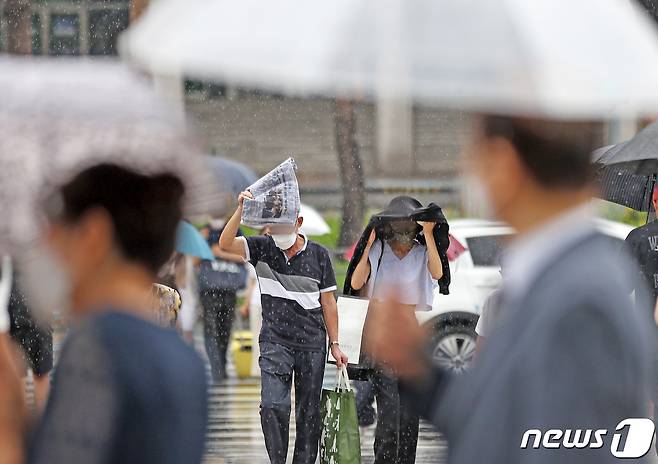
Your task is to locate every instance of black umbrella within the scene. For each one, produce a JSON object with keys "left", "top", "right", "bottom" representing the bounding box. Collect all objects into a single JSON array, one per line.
[{"left": 593, "top": 121, "right": 658, "bottom": 211}]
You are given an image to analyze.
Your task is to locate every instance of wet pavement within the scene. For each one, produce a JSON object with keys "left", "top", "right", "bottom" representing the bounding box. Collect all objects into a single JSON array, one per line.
[
  {"left": 47, "top": 322, "right": 446, "bottom": 463},
  {"left": 201, "top": 362, "right": 448, "bottom": 464},
  {"left": 42, "top": 322, "right": 658, "bottom": 464}
]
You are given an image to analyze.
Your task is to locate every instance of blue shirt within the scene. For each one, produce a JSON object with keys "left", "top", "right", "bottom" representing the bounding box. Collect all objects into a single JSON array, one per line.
[
  {"left": 29, "top": 310, "right": 208, "bottom": 464},
  {"left": 244, "top": 234, "right": 337, "bottom": 351}
]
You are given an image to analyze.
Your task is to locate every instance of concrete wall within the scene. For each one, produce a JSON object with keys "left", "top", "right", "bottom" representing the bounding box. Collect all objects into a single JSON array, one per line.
[{"left": 186, "top": 95, "right": 470, "bottom": 210}]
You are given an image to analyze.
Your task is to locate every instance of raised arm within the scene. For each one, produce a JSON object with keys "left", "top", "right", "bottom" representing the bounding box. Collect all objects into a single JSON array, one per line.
[
  {"left": 350, "top": 229, "right": 376, "bottom": 290},
  {"left": 421, "top": 222, "right": 443, "bottom": 280},
  {"left": 218, "top": 191, "right": 253, "bottom": 258},
  {"left": 213, "top": 246, "right": 246, "bottom": 264}
]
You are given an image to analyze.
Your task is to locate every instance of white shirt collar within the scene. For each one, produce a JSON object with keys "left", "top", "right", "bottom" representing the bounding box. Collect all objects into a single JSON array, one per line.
[{"left": 502, "top": 202, "right": 595, "bottom": 305}]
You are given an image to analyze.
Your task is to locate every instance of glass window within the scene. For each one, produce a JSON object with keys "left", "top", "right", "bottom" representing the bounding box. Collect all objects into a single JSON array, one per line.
[
  {"left": 49, "top": 13, "right": 80, "bottom": 55},
  {"left": 32, "top": 14, "right": 42, "bottom": 55},
  {"left": 466, "top": 235, "right": 510, "bottom": 267},
  {"left": 89, "top": 8, "right": 129, "bottom": 55}
]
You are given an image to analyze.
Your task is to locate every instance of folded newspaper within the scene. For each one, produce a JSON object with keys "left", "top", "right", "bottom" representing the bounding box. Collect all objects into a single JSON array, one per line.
[{"left": 241, "top": 158, "right": 300, "bottom": 228}]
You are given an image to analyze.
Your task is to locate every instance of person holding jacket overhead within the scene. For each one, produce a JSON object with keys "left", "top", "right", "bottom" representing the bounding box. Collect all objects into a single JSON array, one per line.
[{"left": 345, "top": 196, "right": 450, "bottom": 464}]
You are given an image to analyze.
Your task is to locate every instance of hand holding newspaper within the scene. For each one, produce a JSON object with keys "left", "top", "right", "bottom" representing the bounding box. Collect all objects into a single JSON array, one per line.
[{"left": 241, "top": 158, "right": 300, "bottom": 228}]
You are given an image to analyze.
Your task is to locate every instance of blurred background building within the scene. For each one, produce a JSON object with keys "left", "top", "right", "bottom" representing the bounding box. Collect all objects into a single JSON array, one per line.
[
  {"left": 0, "top": 1, "right": 475, "bottom": 231},
  {"left": 0, "top": 0, "right": 642, "bottom": 232},
  {"left": 0, "top": 0, "right": 129, "bottom": 56}
]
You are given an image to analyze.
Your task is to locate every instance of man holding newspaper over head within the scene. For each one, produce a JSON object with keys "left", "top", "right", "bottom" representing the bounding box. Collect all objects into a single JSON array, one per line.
[{"left": 219, "top": 159, "right": 347, "bottom": 464}]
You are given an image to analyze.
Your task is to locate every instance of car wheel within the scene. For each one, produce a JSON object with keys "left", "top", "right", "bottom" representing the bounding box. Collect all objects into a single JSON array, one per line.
[{"left": 429, "top": 322, "right": 477, "bottom": 373}]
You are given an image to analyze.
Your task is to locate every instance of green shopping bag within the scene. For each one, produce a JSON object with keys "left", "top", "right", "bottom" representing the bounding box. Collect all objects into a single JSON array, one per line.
[{"left": 320, "top": 366, "right": 361, "bottom": 464}]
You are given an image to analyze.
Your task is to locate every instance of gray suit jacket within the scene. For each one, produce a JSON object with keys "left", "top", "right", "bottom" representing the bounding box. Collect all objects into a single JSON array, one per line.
[{"left": 410, "top": 231, "right": 651, "bottom": 463}]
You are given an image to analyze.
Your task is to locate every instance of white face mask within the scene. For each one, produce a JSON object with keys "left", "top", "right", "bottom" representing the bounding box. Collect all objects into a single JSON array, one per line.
[
  {"left": 271, "top": 232, "right": 298, "bottom": 250},
  {"left": 18, "top": 243, "right": 72, "bottom": 325}
]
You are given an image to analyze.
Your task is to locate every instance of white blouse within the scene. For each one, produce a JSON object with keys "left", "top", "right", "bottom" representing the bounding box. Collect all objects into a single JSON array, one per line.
[{"left": 366, "top": 240, "right": 437, "bottom": 311}]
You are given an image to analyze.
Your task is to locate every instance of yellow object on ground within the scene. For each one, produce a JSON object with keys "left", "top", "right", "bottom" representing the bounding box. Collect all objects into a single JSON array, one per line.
[{"left": 231, "top": 330, "right": 253, "bottom": 378}]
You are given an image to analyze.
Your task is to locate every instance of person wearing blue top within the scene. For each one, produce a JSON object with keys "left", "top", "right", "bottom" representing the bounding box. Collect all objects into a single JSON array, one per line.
[{"left": 0, "top": 164, "right": 208, "bottom": 464}]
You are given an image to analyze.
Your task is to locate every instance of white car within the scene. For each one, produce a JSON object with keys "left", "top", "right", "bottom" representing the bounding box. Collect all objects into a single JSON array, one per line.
[{"left": 420, "top": 217, "right": 633, "bottom": 373}]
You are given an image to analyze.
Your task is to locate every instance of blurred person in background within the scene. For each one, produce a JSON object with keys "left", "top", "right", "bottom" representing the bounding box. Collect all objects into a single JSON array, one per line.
[
  {"left": 624, "top": 186, "right": 658, "bottom": 319},
  {"left": 365, "top": 116, "right": 650, "bottom": 464},
  {"left": 157, "top": 252, "right": 197, "bottom": 340},
  {"left": 0, "top": 164, "right": 208, "bottom": 464},
  {"left": 150, "top": 283, "right": 181, "bottom": 329},
  {"left": 8, "top": 277, "right": 53, "bottom": 413},
  {"left": 219, "top": 191, "right": 348, "bottom": 464},
  {"left": 474, "top": 259, "right": 505, "bottom": 358},
  {"left": 174, "top": 253, "right": 200, "bottom": 343},
  {"left": 240, "top": 226, "right": 270, "bottom": 378},
  {"left": 624, "top": 186, "right": 658, "bottom": 455},
  {"left": 241, "top": 262, "right": 261, "bottom": 377},
  {"left": 347, "top": 196, "right": 449, "bottom": 464},
  {"left": 198, "top": 224, "right": 247, "bottom": 382}
]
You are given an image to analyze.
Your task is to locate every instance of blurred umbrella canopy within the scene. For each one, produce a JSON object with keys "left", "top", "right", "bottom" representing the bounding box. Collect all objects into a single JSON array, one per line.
[
  {"left": 122, "top": 0, "right": 658, "bottom": 118},
  {"left": 206, "top": 156, "right": 258, "bottom": 196},
  {"left": 198, "top": 155, "right": 258, "bottom": 218},
  {"left": 176, "top": 221, "right": 215, "bottom": 260},
  {"left": 0, "top": 58, "right": 220, "bottom": 253},
  {"left": 299, "top": 203, "right": 331, "bottom": 236}
]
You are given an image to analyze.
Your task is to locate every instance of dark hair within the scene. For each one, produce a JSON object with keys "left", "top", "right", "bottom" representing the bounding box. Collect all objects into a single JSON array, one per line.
[
  {"left": 481, "top": 116, "right": 601, "bottom": 189},
  {"left": 57, "top": 163, "right": 185, "bottom": 274}
]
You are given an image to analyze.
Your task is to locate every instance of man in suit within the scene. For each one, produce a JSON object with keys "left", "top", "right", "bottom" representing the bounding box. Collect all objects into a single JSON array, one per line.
[{"left": 365, "top": 116, "right": 652, "bottom": 463}]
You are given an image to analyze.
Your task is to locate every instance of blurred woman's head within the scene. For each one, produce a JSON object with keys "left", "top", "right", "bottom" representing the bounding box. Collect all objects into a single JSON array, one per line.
[{"left": 34, "top": 164, "right": 184, "bottom": 314}]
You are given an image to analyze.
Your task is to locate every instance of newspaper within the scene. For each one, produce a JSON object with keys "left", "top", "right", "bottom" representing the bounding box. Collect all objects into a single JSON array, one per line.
[{"left": 241, "top": 158, "right": 300, "bottom": 228}]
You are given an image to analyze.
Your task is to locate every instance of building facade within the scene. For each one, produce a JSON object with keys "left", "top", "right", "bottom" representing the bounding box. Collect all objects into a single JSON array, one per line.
[{"left": 0, "top": 0, "right": 129, "bottom": 56}]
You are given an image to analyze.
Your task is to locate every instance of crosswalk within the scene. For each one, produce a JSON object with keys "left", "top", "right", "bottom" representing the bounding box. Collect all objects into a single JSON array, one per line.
[
  {"left": 45, "top": 324, "right": 447, "bottom": 463},
  {"left": 202, "top": 358, "right": 448, "bottom": 463}
]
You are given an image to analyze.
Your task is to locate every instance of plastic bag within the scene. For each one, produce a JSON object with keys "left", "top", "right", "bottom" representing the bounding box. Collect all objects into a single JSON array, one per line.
[
  {"left": 241, "top": 158, "right": 300, "bottom": 228},
  {"left": 320, "top": 366, "right": 362, "bottom": 464}
]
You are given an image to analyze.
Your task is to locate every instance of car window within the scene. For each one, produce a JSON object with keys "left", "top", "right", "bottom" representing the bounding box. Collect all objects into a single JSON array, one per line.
[{"left": 466, "top": 234, "right": 510, "bottom": 266}]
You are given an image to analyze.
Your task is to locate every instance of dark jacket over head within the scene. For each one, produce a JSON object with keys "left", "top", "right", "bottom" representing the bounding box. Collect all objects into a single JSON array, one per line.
[{"left": 343, "top": 197, "right": 451, "bottom": 296}]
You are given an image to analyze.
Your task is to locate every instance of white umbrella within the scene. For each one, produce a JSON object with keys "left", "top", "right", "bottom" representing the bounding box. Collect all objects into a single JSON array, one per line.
[
  {"left": 299, "top": 203, "right": 331, "bottom": 236},
  {"left": 0, "top": 58, "right": 219, "bottom": 252},
  {"left": 121, "top": 0, "right": 658, "bottom": 118}
]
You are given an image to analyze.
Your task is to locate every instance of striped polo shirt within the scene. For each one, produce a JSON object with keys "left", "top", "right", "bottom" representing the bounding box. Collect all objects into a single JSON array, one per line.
[{"left": 241, "top": 234, "right": 337, "bottom": 351}]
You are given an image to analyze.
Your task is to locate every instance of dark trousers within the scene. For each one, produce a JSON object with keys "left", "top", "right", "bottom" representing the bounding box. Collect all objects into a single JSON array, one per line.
[
  {"left": 200, "top": 290, "right": 236, "bottom": 382},
  {"left": 370, "top": 368, "right": 420, "bottom": 464},
  {"left": 259, "top": 341, "right": 326, "bottom": 464},
  {"left": 355, "top": 380, "right": 377, "bottom": 426}
]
